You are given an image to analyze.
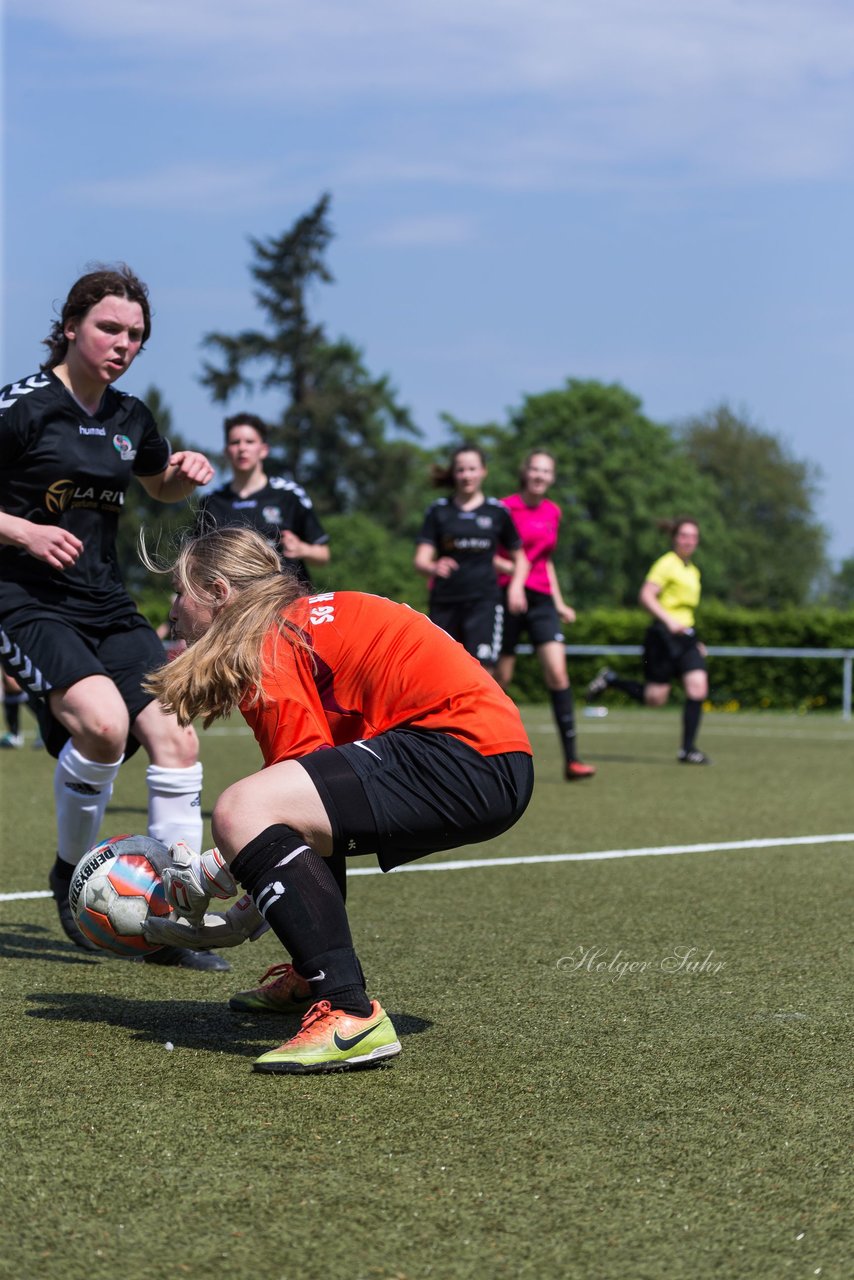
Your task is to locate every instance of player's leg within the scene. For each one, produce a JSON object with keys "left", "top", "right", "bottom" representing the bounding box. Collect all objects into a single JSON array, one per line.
[
  {"left": 213, "top": 762, "right": 396, "bottom": 1070},
  {"left": 100, "top": 618, "right": 205, "bottom": 852},
  {"left": 461, "top": 597, "right": 504, "bottom": 673},
  {"left": 679, "top": 659, "right": 710, "bottom": 764},
  {"left": 644, "top": 682, "right": 672, "bottom": 707},
  {"left": 528, "top": 592, "right": 595, "bottom": 780},
  {"left": 1, "top": 671, "right": 26, "bottom": 747},
  {"left": 46, "top": 675, "right": 129, "bottom": 950},
  {"left": 131, "top": 701, "right": 203, "bottom": 850},
  {"left": 494, "top": 588, "right": 522, "bottom": 690}
]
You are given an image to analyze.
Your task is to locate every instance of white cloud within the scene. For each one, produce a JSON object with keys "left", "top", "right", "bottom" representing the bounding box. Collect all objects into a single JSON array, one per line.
[
  {"left": 369, "top": 214, "right": 478, "bottom": 247},
  {"left": 64, "top": 161, "right": 290, "bottom": 212},
  {"left": 12, "top": 0, "right": 854, "bottom": 189}
]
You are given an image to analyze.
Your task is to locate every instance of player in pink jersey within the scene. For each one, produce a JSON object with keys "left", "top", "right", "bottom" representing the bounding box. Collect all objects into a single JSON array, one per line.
[{"left": 495, "top": 450, "right": 595, "bottom": 781}]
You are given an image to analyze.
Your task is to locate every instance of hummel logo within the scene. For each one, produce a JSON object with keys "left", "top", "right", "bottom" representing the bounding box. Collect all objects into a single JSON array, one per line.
[{"left": 333, "top": 1025, "right": 376, "bottom": 1051}]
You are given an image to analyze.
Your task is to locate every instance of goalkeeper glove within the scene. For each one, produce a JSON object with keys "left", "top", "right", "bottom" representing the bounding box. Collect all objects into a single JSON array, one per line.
[
  {"left": 160, "top": 841, "right": 237, "bottom": 923},
  {"left": 143, "top": 894, "right": 268, "bottom": 950}
]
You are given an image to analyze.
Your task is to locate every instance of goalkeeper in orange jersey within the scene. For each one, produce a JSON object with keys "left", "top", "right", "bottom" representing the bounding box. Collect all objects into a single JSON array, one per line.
[{"left": 142, "top": 526, "right": 534, "bottom": 1074}]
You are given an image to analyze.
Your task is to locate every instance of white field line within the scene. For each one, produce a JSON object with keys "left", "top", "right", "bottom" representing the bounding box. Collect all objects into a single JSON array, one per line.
[{"left": 2, "top": 832, "right": 852, "bottom": 902}]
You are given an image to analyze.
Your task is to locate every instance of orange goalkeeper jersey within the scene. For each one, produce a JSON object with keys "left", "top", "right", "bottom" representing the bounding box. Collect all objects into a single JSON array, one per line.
[{"left": 239, "top": 591, "right": 533, "bottom": 766}]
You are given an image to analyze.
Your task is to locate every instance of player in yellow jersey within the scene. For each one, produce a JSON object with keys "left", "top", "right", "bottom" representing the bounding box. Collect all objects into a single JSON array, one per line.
[{"left": 587, "top": 518, "right": 711, "bottom": 764}]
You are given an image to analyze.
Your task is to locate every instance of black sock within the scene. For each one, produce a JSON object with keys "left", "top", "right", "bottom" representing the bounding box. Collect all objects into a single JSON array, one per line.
[
  {"left": 608, "top": 676, "right": 646, "bottom": 703},
  {"left": 326, "top": 849, "right": 347, "bottom": 904},
  {"left": 4, "top": 699, "right": 20, "bottom": 735},
  {"left": 231, "top": 825, "right": 370, "bottom": 1016},
  {"left": 683, "top": 699, "right": 703, "bottom": 751},
  {"left": 549, "top": 687, "right": 578, "bottom": 763},
  {"left": 51, "top": 855, "right": 74, "bottom": 887}
]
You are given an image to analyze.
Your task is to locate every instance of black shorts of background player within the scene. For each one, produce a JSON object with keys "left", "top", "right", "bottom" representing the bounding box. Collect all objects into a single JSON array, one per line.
[
  {"left": 413, "top": 446, "right": 528, "bottom": 673},
  {"left": 0, "top": 263, "right": 228, "bottom": 968},
  {"left": 494, "top": 450, "right": 595, "bottom": 781},
  {"left": 587, "top": 518, "right": 711, "bottom": 765},
  {"left": 194, "top": 414, "right": 330, "bottom": 589}
]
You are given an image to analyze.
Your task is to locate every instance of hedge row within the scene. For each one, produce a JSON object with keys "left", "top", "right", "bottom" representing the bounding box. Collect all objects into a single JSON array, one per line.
[{"left": 508, "top": 604, "right": 854, "bottom": 712}]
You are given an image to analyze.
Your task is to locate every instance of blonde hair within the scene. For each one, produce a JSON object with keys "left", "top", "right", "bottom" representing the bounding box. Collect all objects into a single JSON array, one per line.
[{"left": 141, "top": 526, "right": 308, "bottom": 728}]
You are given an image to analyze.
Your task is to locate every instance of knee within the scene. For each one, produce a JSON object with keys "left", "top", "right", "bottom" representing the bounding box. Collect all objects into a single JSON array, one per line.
[
  {"left": 76, "top": 711, "right": 130, "bottom": 761},
  {"left": 211, "top": 781, "right": 250, "bottom": 857},
  {"left": 147, "top": 721, "right": 199, "bottom": 769},
  {"left": 644, "top": 687, "right": 670, "bottom": 708}
]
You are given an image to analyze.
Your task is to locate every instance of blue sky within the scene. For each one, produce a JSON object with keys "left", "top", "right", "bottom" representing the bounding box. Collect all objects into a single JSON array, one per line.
[{"left": 4, "top": 1, "right": 854, "bottom": 563}]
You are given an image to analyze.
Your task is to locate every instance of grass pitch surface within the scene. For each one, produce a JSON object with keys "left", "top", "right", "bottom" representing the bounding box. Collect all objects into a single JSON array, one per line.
[{"left": 1, "top": 708, "right": 851, "bottom": 1280}]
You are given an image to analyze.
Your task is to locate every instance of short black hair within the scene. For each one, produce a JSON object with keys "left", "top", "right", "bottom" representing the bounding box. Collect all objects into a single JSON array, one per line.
[{"left": 224, "top": 413, "right": 268, "bottom": 443}]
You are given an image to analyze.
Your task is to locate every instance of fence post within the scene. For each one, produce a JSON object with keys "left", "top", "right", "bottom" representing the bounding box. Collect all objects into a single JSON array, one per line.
[{"left": 843, "top": 655, "right": 852, "bottom": 722}]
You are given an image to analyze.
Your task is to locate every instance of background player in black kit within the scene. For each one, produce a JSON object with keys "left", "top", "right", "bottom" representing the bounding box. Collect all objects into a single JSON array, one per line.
[
  {"left": 414, "top": 446, "right": 528, "bottom": 672},
  {"left": 194, "top": 413, "right": 329, "bottom": 587},
  {"left": 0, "top": 264, "right": 227, "bottom": 970}
]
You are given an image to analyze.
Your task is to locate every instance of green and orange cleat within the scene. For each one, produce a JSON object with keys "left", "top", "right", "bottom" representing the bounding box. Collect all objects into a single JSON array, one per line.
[
  {"left": 229, "top": 962, "right": 314, "bottom": 1014},
  {"left": 252, "top": 999, "right": 402, "bottom": 1074}
]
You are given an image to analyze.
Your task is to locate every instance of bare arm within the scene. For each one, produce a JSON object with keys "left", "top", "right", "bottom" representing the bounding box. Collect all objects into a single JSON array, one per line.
[
  {"left": 505, "top": 548, "right": 530, "bottom": 614},
  {"left": 414, "top": 542, "right": 458, "bottom": 580},
  {"left": 0, "top": 511, "right": 83, "bottom": 570},
  {"left": 639, "top": 579, "right": 685, "bottom": 633},
  {"left": 137, "top": 450, "right": 215, "bottom": 503},
  {"left": 546, "top": 559, "right": 576, "bottom": 624},
  {"left": 280, "top": 532, "right": 330, "bottom": 565}
]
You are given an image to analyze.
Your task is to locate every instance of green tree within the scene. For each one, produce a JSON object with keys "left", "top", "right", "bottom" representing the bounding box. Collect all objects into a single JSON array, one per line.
[
  {"left": 677, "top": 405, "right": 828, "bottom": 607},
  {"left": 819, "top": 556, "right": 854, "bottom": 609},
  {"left": 446, "top": 380, "right": 726, "bottom": 609},
  {"left": 310, "top": 512, "right": 429, "bottom": 608},
  {"left": 200, "top": 193, "right": 423, "bottom": 532}
]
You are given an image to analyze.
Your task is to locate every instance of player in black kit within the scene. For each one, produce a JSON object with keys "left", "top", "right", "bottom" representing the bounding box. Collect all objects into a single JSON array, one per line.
[
  {"left": 414, "top": 446, "right": 528, "bottom": 672},
  {"left": 194, "top": 414, "right": 329, "bottom": 586},
  {"left": 0, "top": 264, "right": 227, "bottom": 970}
]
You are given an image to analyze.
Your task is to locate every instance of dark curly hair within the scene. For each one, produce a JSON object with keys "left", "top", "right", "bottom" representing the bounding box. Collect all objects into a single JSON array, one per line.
[{"left": 41, "top": 263, "right": 152, "bottom": 370}]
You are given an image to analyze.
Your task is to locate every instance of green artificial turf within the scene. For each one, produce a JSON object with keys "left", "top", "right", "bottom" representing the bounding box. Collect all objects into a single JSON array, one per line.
[{"left": 1, "top": 708, "right": 851, "bottom": 1280}]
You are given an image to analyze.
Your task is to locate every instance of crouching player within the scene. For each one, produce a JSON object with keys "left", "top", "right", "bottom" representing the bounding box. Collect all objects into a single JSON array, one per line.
[{"left": 142, "top": 527, "right": 534, "bottom": 1074}]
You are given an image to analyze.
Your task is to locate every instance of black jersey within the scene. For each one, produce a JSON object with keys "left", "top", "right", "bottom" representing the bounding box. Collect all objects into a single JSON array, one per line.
[
  {"left": 417, "top": 497, "right": 521, "bottom": 604},
  {"left": 0, "top": 371, "right": 170, "bottom": 622},
  {"left": 195, "top": 476, "right": 328, "bottom": 583}
]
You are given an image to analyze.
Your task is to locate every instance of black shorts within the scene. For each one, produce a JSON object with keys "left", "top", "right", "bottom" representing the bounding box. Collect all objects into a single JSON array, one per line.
[
  {"left": 501, "top": 588, "right": 564, "bottom": 655},
  {"left": 298, "top": 727, "right": 534, "bottom": 872},
  {"left": 0, "top": 607, "right": 166, "bottom": 759},
  {"left": 642, "top": 622, "right": 706, "bottom": 685},
  {"left": 428, "top": 598, "right": 504, "bottom": 665}
]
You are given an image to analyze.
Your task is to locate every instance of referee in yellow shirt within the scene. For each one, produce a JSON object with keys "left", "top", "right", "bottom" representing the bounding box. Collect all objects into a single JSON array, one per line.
[{"left": 587, "top": 518, "right": 711, "bottom": 764}]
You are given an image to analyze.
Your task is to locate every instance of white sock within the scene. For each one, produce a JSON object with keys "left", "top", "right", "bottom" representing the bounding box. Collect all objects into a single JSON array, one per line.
[
  {"left": 54, "top": 743, "right": 124, "bottom": 866},
  {"left": 147, "top": 762, "right": 204, "bottom": 849}
]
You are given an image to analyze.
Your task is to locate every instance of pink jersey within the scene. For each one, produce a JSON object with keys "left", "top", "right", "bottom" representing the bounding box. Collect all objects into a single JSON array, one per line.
[{"left": 499, "top": 494, "right": 561, "bottom": 595}]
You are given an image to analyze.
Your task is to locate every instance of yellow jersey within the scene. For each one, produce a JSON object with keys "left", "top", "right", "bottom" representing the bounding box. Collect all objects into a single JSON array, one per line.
[{"left": 645, "top": 551, "right": 701, "bottom": 628}]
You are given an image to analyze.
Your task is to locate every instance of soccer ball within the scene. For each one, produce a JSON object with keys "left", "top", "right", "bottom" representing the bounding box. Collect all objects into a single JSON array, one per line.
[{"left": 69, "top": 834, "right": 174, "bottom": 956}]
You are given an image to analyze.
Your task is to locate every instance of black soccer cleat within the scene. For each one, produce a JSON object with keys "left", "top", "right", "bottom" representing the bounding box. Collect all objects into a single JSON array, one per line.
[
  {"left": 49, "top": 862, "right": 102, "bottom": 952},
  {"left": 586, "top": 668, "right": 615, "bottom": 699},
  {"left": 143, "top": 946, "right": 231, "bottom": 972},
  {"left": 678, "top": 748, "right": 712, "bottom": 765}
]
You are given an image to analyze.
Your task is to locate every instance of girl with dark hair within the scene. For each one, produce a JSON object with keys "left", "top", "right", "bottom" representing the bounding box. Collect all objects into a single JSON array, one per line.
[
  {"left": 0, "top": 264, "right": 228, "bottom": 968},
  {"left": 194, "top": 412, "right": 330, "bottom": 587},
  {"left": 587, "top": 518, "right": 711, "bottom": 764},
  {"left": 495, "top": 450, "right": 595, "bottom": 780},
  {"left": 139, "top": 525, "right": 534, "bottom": 1073},
  {"left": 414, "top": 446, "right": 528, "bottom": 673}
]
